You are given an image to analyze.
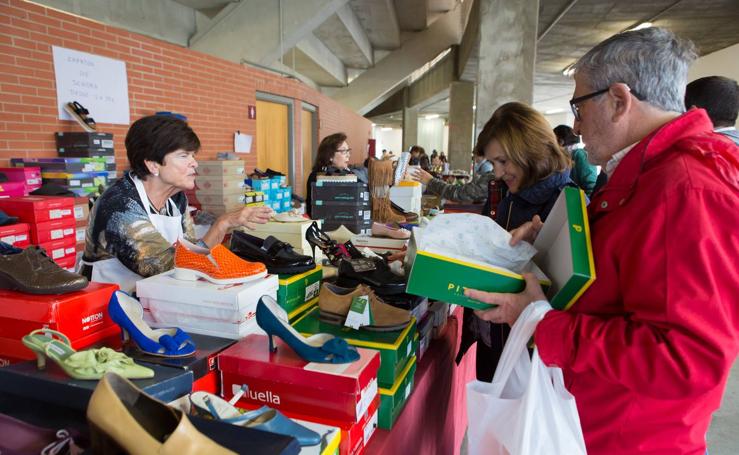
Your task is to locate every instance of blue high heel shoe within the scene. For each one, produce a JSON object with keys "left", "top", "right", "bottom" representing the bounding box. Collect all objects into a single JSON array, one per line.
[
  {"left": 108, "top": 290, "right": 196, "bottom": 358},
  {"left": 189, "top": 390, "right": 321, "bottom": 446},
  {"left": 256, "top": 296, "right": 359, "bottom": 364}
]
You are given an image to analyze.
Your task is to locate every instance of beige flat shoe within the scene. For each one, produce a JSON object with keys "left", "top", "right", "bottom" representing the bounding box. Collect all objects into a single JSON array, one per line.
[
  {"left": 371, "top": 222, "right": 410, "bottom": 239},
  {"left": 87, "top": 373, "right": 236, "bottom": 455}
]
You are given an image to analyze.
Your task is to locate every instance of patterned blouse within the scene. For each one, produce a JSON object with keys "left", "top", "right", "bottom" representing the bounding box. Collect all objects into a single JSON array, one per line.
[{"left": 83, "top": 172, "right": 198, "bottom": 277}]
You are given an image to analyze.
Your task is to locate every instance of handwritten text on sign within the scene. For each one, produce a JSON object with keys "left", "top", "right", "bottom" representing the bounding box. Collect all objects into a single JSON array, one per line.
[{"left": 52, "top": 46, "right": 130, "bottom": 125}]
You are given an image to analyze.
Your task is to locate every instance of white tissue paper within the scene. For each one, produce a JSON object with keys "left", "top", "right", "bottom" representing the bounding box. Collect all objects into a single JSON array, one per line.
[{"left": 416, "top": 213, "right": 537, "bottom": 273}]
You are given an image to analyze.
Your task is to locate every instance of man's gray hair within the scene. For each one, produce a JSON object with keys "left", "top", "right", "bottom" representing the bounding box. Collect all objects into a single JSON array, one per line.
[{"left": 574, "top": 27, "right": 697, "bottom": 113}]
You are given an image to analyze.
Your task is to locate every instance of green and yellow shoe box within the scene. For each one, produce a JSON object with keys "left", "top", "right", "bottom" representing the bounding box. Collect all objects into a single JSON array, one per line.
[
  {"left": 378, "top": 355, "right": 417, "bottom": 430},
  {"left": 292, "top": 306, "right": 417, "bottom": 388},
  {"left": 406, "top": 186, "right": 595, "bottom": 311},
  {"left": 277, "top": 265, "right": 322, "bottom": 319}
]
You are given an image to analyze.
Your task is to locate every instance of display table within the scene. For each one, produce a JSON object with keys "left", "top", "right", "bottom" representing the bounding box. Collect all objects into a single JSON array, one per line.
[{"left": 366, "top": 307, "right": 476, "bottom": 454}]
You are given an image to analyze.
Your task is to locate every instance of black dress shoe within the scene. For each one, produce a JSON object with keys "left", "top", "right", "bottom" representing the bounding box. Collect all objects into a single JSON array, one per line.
[
  {"left": 336, "top": 257, "right": 407, "bottom": 296},
  {"left": 230, "top": 231, "right": 315, "bottom": 275}
]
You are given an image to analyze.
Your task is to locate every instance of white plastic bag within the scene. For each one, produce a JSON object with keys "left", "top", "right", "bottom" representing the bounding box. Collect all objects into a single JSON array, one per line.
[{"left": 466, "top": 301, "right": 587, "bottom": 455}]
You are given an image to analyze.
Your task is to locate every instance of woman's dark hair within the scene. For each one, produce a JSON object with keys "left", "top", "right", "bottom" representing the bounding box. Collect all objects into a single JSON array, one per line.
[
  {"left": 313, "top": 132, "right": 347, "bottom": 172},
  {"left": 409, "top": 145, "right": 425, "bottom": 155},
  {"left": 553, "top": 124, "right": 579, "bottom": 147},
  {"left": 125, "top": 115, "right": 200, "bottom": 179}
]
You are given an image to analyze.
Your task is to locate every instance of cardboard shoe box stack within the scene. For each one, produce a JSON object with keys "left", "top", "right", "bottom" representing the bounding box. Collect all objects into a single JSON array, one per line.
[
  {"left": 73, "top": 197, "right": 90, "bottom": 258},
  {"left": 136, "top": 270, "right": 278, "bottom": 340},
  {"left": 195, "top": 160, "right": 252, "bottom": 216},
  {"left": 46, "top": 132, "right": 117, "bottom": 196},
  {"left": 218, "top": 334, "right": 381, "bottom": 455},
  {"left": 311, "top": 180, "right": 371, "bottom": 235},
  {"left": 247, "top": 176, "right": 292, "bottom": 213},
  {"left": 292, "top": 308, "right": 418, "bottom": 430},
  {"left": 0, "top": 196, "right": 77, "bottom": 269}
]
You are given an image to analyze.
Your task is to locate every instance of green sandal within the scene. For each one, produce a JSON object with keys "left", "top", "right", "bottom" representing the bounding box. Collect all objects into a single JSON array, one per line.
[{"left": 21, "top": 329, "right": 154, "bottom": 380}]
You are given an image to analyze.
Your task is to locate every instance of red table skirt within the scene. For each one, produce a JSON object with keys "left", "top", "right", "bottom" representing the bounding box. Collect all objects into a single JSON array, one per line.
[{"left": 366, "top": 308, "right": 476, "bottom": 454}]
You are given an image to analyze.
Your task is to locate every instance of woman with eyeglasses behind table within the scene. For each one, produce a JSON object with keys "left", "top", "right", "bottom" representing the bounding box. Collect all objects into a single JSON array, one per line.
[{"left": 306, "top": 132, "right": 364, "bottom": 217}]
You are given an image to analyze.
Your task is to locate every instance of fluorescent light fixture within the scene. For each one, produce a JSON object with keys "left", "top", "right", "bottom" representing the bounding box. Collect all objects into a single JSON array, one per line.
[
  {"left": 545, "top": 108, "right": 566, "bottom": 115},
  {"left": 381, "top": 127, "right": 393, "bottom": 131},
  {"left": 425, "top": 114, "right": 440, "bottom": 119},
  {"left": 630, "top": 22, "right": 653, "bottom": 31}
]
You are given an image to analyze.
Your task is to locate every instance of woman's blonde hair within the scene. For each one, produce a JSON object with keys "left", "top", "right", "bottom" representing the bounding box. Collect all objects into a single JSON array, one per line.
[{"left": 476, "top": 102, "right": 570, "bottom": 189}]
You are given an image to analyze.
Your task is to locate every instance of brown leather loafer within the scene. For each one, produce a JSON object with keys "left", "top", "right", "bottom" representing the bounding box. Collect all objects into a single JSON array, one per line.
[
  {"left": 0, "top": 245, "right": 88, "bottom": 294},
  {"left": 318, "top": 282, "right": 411, "bottom": 331}
]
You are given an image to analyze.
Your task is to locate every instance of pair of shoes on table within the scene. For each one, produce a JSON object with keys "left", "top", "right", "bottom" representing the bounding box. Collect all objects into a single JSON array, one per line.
[
  {"left": 64, "top": 101, "right": 96, "bottom": 132},
  {"left": 21, "top": 328, "right": 153, "bottom": 380},
  {"left": 87, "top": 373, "right": 238, "bottom": 454},
  {"left": 318, "top": 282, "right": 410, "bottom": 331},
  {"left": 305, "top": 221, "right": 350, "bottom": 264},
  {"left": 174, "top": 238, "right": 267, "bottom": 285},
  {"left": 229, "top": 231, "right": 314, "bottom": 275},
  {"left": 109, "top": 290, "right": 196, "bottom": 358},
  {"left": 0, "top": 241, "right": 88, "bottom": 294},
  {"left": 256, "top": 295, "right": 359, "bottom": 363},
  {"left": 190, "top": 388, "right": 320, "bottom": 447}
]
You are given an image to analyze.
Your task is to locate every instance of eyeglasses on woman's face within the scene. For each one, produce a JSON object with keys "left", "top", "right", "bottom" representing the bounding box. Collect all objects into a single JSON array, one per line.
[{"left": 336, "top": 148, "right": 352, "bottom": 156}]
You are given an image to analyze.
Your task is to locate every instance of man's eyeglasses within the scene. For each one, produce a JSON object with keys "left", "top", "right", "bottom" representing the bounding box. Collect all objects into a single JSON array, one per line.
[
  {"left": 336, "top": 148, "right": 352, "bottom": 155},
  {"left": 569, "top": 88, "right": 609, "bottom": 121},
  {"left": 569, "top": 86, "right": 644, "bottom": 121}
]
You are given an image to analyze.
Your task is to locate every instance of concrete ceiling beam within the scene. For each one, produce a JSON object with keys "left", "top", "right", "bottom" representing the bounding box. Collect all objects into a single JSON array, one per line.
[
  {"left": 189, "top": 0, "right": 349, "bottom": 65},
  {"left": 332, "top": 0, "right": 473, "bottom": 114},
  {"left": 314, "top": 5, "right": 374, "bottom": 68},
  {"left": 293, "top": 34, "right": 348, "bottom": 86},
  {"left": 351, "top": 0, "right": 401, "bottom": 50},
  {"left": 395, "top": 0, "right": 429, "bottom": 31}
]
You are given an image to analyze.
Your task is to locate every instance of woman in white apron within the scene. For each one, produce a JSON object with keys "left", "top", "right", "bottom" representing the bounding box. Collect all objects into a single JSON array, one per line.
[{"left": 80, "top": 115, "right": 272, "bottom": 293}]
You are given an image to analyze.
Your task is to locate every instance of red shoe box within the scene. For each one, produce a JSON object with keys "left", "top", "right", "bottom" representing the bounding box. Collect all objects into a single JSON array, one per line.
[
  {"left": 0, "top": 181, "right": 26, "bottom": 198},
  {"left": 73, "top": 196, "right": 90, "bottom": 222},
  {"left": 0, "top": 223, "right": 30, "bottom": 247},
  {"left": 192, "top": 370, "right": 219, "bottom": 394},
  {"left": 30, "top": 217, "right": 77, "bottom": 244},
  {"left": 218, "top": 334, "right": 380, "bottom": 423},
  {"left": 38, "top": 237, "right": 76, "bottom": 263},
  {"left": 0, "top": 167, "right": 42, "bottom": 193},
  {"left": 0, "top": 282, "right": 121, "bottom": 362},
  {"left": 0, "top": 196, "right": 75, "bottom": 223},
  {"left": 239, "top": 394, "right": 380, "bottom": 455}
]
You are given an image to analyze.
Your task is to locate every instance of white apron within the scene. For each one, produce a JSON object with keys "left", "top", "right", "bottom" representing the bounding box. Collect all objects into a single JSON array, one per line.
[{"left": 81, "top": 175, "right": 183, "bottom": 294}]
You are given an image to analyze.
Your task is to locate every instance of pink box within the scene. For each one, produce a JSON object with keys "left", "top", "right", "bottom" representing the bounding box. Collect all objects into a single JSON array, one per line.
[
  {"left": 0, "top": 167, "right": 42, "bottom": 193},
  {"left": 0, "top": 182, "right": 26, "bottom": 198}
]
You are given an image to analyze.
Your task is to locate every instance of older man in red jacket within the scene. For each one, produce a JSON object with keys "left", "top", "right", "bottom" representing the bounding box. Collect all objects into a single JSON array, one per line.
[{"left": 467, "top": 27, "right": 739, "bottom": 454}]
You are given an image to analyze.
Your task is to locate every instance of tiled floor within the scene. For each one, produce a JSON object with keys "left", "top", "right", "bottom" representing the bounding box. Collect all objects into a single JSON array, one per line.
[
  {"left": 460, "top": 360, "right": 739, "bottom": 454},
  {"left": 707, "top": 360, "right": 739, "bottom": 454}
]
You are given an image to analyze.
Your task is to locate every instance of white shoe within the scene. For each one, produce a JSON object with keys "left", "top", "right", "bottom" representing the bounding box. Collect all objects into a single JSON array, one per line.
[{"left": 273, "top": 210, "right": 306, "bottom": 223}]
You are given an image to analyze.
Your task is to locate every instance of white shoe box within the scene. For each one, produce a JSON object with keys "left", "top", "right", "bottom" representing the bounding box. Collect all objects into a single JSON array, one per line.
[
  {"left": 390, "top": 185, "right": 422, "bottom": 214},
  {"left": 350, "top": 235, "right": 408, "bottom": 254},
  {"left": 136, "top": 271, "right": 278, "bottom": 339}
]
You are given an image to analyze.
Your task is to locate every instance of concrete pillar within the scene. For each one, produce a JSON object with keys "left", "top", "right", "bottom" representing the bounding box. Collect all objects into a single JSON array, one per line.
[
  {"left": 475, "top": 0, "right": 538, "bottom": 134},
  {"left": 447, "top": 81, "right": 475, "bottom": 172},
  {"left": 402, "top": 106, "right": 418, "bottom": 153}
]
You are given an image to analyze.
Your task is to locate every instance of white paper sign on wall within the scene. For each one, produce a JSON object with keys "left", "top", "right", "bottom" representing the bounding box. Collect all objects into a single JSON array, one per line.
[{"left": 52, "top": 46, "right": 130, "bottom": 125}]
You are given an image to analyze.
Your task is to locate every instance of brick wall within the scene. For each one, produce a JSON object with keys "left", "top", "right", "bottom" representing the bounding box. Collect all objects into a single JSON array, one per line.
[{"left": 0, "top": 0, "right": 373, "bottom": 194}]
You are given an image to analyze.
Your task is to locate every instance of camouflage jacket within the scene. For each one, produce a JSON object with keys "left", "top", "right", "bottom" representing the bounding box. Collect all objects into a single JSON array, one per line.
[{"left": 425, "top": 171, "right": 495, "bottom": 202}]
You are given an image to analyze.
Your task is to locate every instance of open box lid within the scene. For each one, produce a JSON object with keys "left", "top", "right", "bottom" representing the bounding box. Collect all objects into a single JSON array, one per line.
[{"left": 533, "top": 186, "right": 596, "bottom": 310}]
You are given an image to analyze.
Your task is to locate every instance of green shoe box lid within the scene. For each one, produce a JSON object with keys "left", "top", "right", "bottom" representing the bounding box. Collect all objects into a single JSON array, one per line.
[
  {"left": 378, "top": 355, "right": 417, "bottom": 430},
  {"left": 292, "top": 306, "right": 417, "bottom": 388},
  {"left": 406, "top": 187, "right": 595, "bottom": 311},
  {"left": 277, "top": 265, "right": 322, "bottom": 315}
]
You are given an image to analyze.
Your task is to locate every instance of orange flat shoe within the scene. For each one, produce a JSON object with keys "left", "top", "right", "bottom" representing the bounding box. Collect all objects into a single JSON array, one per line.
[{"left": 173, "top": 239, "right": 267, "bottom": 284}]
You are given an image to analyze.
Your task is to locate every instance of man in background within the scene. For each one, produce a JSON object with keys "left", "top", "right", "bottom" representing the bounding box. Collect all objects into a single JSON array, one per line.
[{"left": 685, "top": 75, "right": 739, "bottom": 145}]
